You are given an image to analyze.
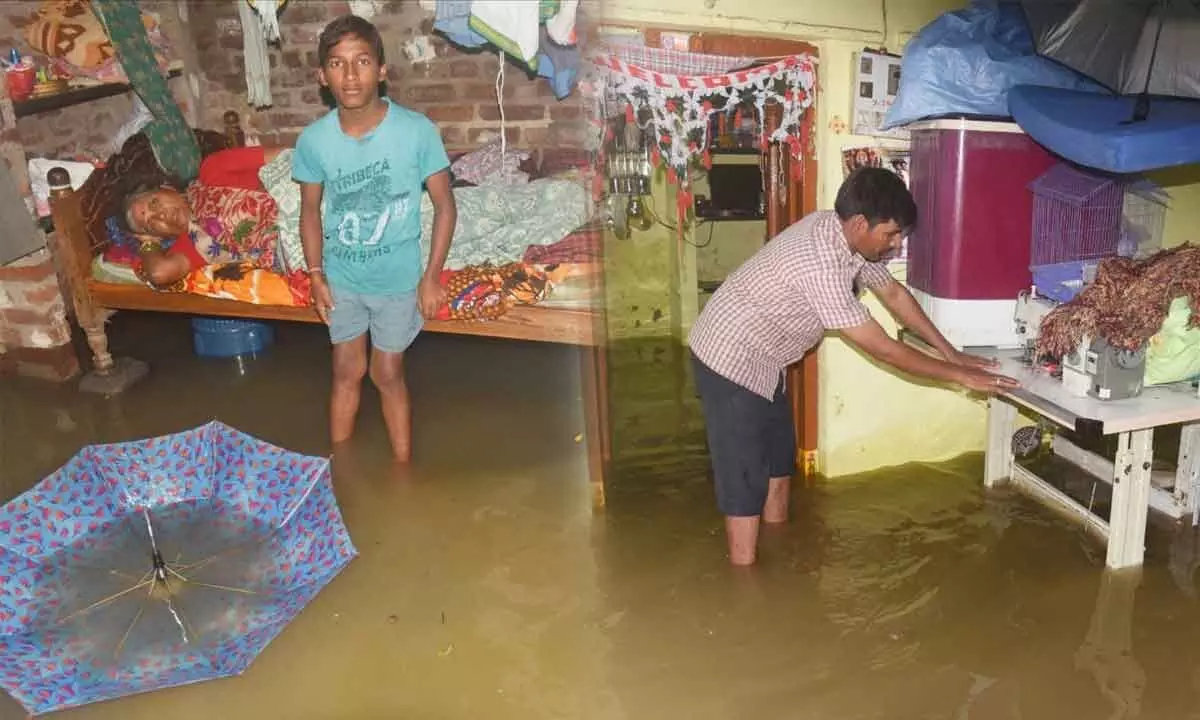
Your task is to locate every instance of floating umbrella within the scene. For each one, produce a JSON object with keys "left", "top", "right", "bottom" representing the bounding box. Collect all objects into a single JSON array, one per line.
[{"left": 0, "top": 421, "right": 357, "bottom": 716}]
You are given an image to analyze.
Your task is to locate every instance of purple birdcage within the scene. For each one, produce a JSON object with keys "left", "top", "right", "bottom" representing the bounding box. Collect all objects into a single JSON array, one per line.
[
  {"left": 1027, "top": 163, "right": 1124, "bottom": 302},
  {"left": 1029, "top": 163, "right": 1124, "bottom": 265}
]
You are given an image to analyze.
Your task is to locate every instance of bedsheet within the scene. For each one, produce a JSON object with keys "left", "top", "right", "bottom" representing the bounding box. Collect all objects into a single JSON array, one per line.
[
  {"left": 90, "top": 254, "right": 599, "bottom": 318},
  {"left": 419, "top": 177, "right": 591, "bottom": 270}
]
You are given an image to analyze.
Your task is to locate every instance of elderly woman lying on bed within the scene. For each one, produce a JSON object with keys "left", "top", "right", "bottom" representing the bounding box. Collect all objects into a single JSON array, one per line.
[{"left": 121, "top": 145, "right": 286, "bottom": 287}]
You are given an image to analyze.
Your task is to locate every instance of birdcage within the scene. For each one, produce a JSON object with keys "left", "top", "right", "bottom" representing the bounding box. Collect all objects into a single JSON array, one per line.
[
  {"left": 1027, "top": 163, "right": 1124, "bottom": 303},
  {"left": 1117, "top": 179, "right": 1169, "bottom": 260}
]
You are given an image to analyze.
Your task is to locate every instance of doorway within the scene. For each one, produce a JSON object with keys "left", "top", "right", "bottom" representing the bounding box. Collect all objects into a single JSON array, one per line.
[{"left": 613, "top": 28, "right": 822, "bottom": 477}]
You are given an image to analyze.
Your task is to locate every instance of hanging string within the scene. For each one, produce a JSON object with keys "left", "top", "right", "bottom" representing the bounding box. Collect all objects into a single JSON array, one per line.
[{"left": 495, "top": 49, "right": 507, "bottom": 171}]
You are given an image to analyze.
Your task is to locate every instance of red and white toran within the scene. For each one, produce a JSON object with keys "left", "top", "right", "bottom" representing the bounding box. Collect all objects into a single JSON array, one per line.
[{"left": 582, "top": 45, "right": 818, "bottom": 224}]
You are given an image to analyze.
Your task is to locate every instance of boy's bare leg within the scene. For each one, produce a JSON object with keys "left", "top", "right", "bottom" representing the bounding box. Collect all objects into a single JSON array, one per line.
[
  {"left": 369, "top": 348, "right": 412, "bottom": 463},
  {"left": 330, "top": 335, "right": 369, "bottom": 445},
  {"left": 762, "top": 476, "right": 791, "bottom": 524},
  {"left": 726, "top": 515, "right": 761, "bottom": 566}
]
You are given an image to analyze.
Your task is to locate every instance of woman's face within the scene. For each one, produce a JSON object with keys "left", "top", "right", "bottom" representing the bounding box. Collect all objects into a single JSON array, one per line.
[{"left": 128, "top": 188, "right": 191, "bottom": 238}]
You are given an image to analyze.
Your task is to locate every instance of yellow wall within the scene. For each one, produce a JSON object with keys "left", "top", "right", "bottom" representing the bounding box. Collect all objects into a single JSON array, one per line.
[
  {"left": 1151, "top": 165, "right": 1200, "bottom": 249},
  {"left": 603, "top": 0, "right": 985, "bottom": 477}
]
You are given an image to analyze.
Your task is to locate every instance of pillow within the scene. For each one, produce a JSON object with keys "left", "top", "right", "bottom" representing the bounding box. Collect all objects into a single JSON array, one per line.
[
  {"left": 24, "top": 0, "right": 172, "bottom": 81},
  {"left": 186, "top": 182, "right": 280, "bottom": 271},
  {"left": 257, "top": 149, "right": 307, "bottom": 273},
  {"left": 24, "top": 0, "right": 115, "bottom": 69}
]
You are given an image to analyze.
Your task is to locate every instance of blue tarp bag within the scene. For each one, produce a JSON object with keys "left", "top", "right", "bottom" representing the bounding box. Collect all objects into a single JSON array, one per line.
[{"left": 882, "top": 0, "right": 1104, "bottom": 130}]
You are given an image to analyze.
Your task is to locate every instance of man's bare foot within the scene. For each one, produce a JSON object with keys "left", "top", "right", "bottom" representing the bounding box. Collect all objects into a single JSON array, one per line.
[
  {"left": 762, "top": 475, "right": 791, "bottom": 524},
  {"left": 726, "top": 515, "right": 761, "bottom": 566}
]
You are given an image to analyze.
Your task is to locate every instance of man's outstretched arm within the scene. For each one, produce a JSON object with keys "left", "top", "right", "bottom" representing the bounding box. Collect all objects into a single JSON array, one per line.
[
  {"left": 868, "top": 276, "right": 1000, "bottom": 370},
  {"left": 839, "top": 316, "right": 1018, "bottom": 393}
]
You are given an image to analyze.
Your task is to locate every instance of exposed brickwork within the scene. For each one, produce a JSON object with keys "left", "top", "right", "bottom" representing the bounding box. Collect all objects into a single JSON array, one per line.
[
  {"left": 190, "top": 0, "right": 586, "bottom": 151},
  {"left": 0, "top": 249, "right": 79, "bottom": 383},
  {"left": 0, "top": 3, "right": 83, "bottom": 383}
]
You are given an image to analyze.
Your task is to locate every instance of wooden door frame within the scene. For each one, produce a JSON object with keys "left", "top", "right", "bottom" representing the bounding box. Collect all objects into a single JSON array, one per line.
[{"left": 610, "top": 28, "right": 822, "bottom": 476}]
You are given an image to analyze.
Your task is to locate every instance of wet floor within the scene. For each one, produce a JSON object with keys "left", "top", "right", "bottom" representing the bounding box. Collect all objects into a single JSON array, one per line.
[{"left": 4, "top": 321, "right": 1200, "bottom": 719}]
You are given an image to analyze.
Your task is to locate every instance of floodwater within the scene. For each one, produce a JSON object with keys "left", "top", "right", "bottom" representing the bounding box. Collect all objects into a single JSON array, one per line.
[{"left": 3, "top": 319, "right": 1200, "bottom": 719}]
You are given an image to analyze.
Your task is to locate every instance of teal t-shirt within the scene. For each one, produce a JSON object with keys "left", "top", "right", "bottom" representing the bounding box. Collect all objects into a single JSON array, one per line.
[{"left": 291, "top": 99, "right": 450, "bottom": 295}]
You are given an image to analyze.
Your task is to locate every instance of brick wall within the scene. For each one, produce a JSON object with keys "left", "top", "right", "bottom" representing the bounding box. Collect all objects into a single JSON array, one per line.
[
  {"left": 0, "top": 3, "right": 95, "bottom": 382},
  {"left": 0, "top": 250, "right": 79, "bottom": 382},
  {"left": 190, "top": 0, "right": 587, "bottom": 151}
]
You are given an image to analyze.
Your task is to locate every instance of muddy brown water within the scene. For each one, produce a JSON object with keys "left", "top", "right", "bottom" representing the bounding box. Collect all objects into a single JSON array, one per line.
[{"left": 2, "top": 319, "right": 1199, "bottom": 719}]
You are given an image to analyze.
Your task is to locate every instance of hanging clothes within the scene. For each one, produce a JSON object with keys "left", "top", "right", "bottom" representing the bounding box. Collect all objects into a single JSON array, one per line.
[
  {"left": 545, "top": 0, "right": 578, "bottom": 46},
  {"left": 92, "top": 0, "right": 200, "bottom": 182},
  {"left": 469, "top": 0, "right": 542, "bottom": 67},
  {"left": 536, "top": 26, "right": 580, "bottom": 100},
  {"left": 434, "top": 0, "right": 489, "bottom": 48},
  {"left": 239, "top": 0, "right": 275, "bottom": 108}
]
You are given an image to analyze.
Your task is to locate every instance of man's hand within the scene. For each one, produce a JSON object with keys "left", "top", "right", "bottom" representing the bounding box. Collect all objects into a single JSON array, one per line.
[
  {"left": 953, "top": 366, "right": 1021, "bottom": 394},
  {"left": 310, "top": 273, "right": 334, "bottom": 325},
  {"left": 942, "top": 347, "right": 1001, "bottom": 371},
  {"left": 840, "top": 317, "right": 1022, "bottom": 394},
  {"left": 417, "top": 274, "right": 445, "bottom": 320}
]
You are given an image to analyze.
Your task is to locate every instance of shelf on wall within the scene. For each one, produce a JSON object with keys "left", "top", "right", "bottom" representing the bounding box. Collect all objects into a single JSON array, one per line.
[{"left": 13, "top": 67, "right": 182, "bottom": 118}]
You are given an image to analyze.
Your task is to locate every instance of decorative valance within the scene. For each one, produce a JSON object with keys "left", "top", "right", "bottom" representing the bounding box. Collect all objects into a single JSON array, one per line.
[{"left": 584, "top": 49, "right": 818, "bottom": 224}]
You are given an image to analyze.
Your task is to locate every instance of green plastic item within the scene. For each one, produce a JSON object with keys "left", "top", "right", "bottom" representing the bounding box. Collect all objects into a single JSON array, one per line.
[{"left": 1145, "top": 296, "right": 1200, "bottom": 386}]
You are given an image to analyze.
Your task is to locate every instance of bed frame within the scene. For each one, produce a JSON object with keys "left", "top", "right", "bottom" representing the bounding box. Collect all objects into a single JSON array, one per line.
[{"left": 43, "top": 112, "right": 610, "bottom": 506}]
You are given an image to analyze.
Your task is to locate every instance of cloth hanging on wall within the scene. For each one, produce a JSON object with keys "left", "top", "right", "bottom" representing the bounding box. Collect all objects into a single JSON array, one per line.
[
  {"left": 0, "top": 157, "right": 44, "bottom": 266},
  {"left": 433, "top": 0, "right": 582, "bottom": 99},
  {"left": 584, "top": 49, "right": 817, "bottom": 224},
  {"left": 545, "top": 0, "right": 578, "bottom": 46},
  {"left": 239, "top": 0, "right": 276, "bottom": 108},
  {"left": 469, "top": 1, "right": 543, "bottom": 67},
  {"left": 92, "top": 0, "right": 200, "bottom": 183}
]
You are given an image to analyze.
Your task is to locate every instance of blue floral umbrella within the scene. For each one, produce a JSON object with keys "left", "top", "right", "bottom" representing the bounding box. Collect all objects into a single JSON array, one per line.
[{"left": 0, "top": 421, "right": 357, "bottom": 716}]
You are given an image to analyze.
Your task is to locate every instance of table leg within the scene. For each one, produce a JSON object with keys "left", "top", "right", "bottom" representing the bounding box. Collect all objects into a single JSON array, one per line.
[
  {"left": 1177, "top": 423, "right": 1200, "bottom": 526},
  {"left": 1107, "top": 428, "right": 1155, "bottom": 569},
  {"left": 985, "top": 397, "right": 1018, "bottom": 488}
]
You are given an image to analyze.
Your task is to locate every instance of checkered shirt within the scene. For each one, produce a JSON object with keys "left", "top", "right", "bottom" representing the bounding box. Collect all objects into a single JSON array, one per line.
[{"left": 688, "top": 210, "right": 895, "bottom": 399}]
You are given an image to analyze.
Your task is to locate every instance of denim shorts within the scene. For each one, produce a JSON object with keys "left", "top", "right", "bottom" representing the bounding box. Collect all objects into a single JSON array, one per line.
[{"left": 327, "top": 287, "right": 423, "bottom": 354}]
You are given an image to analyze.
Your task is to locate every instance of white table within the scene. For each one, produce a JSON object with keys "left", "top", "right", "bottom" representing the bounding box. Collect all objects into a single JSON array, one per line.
[{"left": 901, "top": 331, "right": 1200, "bottom": 569}]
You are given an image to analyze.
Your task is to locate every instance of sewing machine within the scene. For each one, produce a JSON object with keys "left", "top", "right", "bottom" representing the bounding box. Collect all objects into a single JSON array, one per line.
[
  {"left": 1061, "top": 334, "right": 1146, "bottom": 401},
  {"left": 1086, "top": 338, "right": 1147, "bottom": 401},
  {"left": 1013, "top": 290, "right": 1057, "bottom": 365}
]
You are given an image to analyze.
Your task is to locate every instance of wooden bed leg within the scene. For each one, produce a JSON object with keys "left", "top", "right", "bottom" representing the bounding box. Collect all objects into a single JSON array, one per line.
[
  {"left": 83, "top": 309, "right": 114, "bottom": 373},
  {"left": 580, "top": 343, "right": 608, "bottom": 510},
  {"left": 46, "top": 168, "right": 149, "bottom": 395},
  {"left": 75, "top": 310, "right": 148, "bottom": 395}
]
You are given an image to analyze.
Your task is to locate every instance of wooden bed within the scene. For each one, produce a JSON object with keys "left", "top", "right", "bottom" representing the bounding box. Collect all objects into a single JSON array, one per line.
[{"left": 42, "top": 112, "right": 611, "bottom": 506}]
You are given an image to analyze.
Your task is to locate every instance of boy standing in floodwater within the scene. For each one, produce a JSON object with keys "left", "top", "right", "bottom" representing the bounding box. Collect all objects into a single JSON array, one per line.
[{"left": 294, "top": 15, "right": 457, "bottom": 462}]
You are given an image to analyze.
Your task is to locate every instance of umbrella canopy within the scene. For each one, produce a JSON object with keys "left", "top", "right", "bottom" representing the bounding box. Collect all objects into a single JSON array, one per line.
[
  {"left": 0, "top": 421, "right": 358, "bottom": 716},
  {"left": 1020, "top": 0, "right": 1200, "bottom": 101}
]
